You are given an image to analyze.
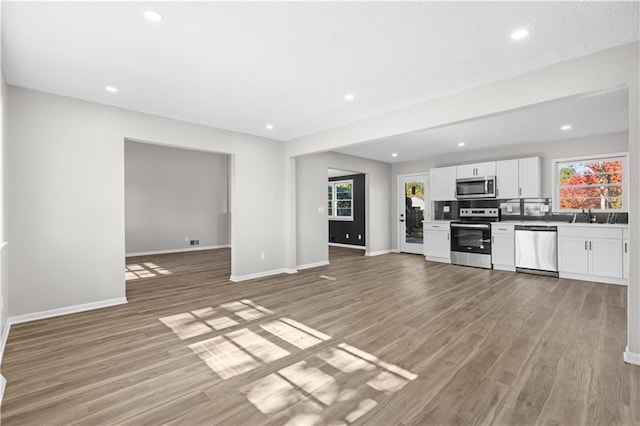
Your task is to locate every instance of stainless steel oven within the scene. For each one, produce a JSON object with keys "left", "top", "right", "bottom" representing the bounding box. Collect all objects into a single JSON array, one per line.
[
  {"left": 455, "top": 176, "right": 496, "bottom": 199},
  {"left": 450, "top": 208, "right": 498, "bottom": 269}
]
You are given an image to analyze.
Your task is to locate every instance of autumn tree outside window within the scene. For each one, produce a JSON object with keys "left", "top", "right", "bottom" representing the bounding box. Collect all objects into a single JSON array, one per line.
[{"left": 554, "top": 154, "right": 627, "bottom": 212}]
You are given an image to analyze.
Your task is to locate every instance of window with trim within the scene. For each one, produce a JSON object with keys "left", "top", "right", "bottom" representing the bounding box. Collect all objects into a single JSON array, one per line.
[
  {"left": 328, "top": 180, "right": 353, "bottom": 220},
  {"left": 553, "top": 154, "right": 627, "bottom": 212}
]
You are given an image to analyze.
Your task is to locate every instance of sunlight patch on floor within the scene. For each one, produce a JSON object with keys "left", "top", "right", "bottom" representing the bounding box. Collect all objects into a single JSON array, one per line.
[{"left": 125, "top": 262, "right": 173, "bottom": 281}]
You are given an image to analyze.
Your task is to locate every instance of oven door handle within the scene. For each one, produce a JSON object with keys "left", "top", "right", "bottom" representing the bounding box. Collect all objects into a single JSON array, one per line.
[{"left": 451, "top": 223, "right": 491, "bottom": 229}]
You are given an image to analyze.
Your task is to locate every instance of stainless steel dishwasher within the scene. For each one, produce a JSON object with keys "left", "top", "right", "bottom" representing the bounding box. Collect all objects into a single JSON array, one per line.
[{"left": 514, "top": 225, "right": 559, "bottom": 277}]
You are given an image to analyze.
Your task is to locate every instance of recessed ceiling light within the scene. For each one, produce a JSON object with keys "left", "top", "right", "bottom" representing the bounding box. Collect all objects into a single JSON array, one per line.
[
  {"left": 458, "top": 142, "right": 465, "bottom": 147},
  {"left": 105, "top": 86, "right": 118, "bottom": 93},
  {"left": 265, "top": 124, "right": 274, "bottom": 130},
  {"left": 561, "top": 124, "right": 572, "bottom": 131},
  {"left": 511, "top": 28, "right": 530, "bottom": 41},
  {"left": 391, "top": 153, "right": 398, "bottom": 157},
  {"left": 344, "top": 93, "right": 355, "bottom": 102},
  {"left": 144, "top": 10, "right": 163, "bottom": 22}
]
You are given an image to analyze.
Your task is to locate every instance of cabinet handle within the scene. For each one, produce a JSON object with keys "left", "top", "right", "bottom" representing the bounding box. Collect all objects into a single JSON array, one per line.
[
  {"left": 589, "top": 241, "right": 592, "bottom": 251},
  {"left": 496, "top": 188, "right": 499, "bottom": 197},
  {"left": 519, "top": 187, "right": 522, "bottom": 196},
  {"left": 625, "top": 242, "right": 628, "bottom": 253},
  {"left": 432, "top": 225, "right": 440, "bottom": 228},
  {"left": 447, "top": 233, "right": 450, "bottom": 241},
  {"left": 491, "top": 236, "right": 494, "bottom": 244},
  {"left": 585, "top": 241, "right": 588, "bottom": 250}
]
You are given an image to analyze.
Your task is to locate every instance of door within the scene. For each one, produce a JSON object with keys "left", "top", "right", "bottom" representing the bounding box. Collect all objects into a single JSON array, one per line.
[
  {"left": 430, "top": 167, "right": 456, "bottom": 201},
  {"left": 399, "top": 174, "right": 429, "bottom": 254},
  {"left": 496, "top": 159, "right": 519, "bottom": 199},
  {"left": 558, "top": 236, "right": 589, "bottom": 274},
  {"left": 492, "top": 231, "right": 514, "bottom": 267},
  {"left": 456, "top": 164, "right": 476, "bottom": 179},
  {"left": 518, "top": 157, "right": 541, "bottom": 198},
  {"left": 589, "top": 238, "right": 623, "bottom": 278}
]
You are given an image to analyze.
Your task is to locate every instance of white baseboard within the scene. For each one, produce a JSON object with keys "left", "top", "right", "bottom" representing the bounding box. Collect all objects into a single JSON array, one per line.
[
  {"left": 624, "top": 346, "right": 640, "bottom": 366},
  {"left": 391, "top": 249, "right": 400, "bottom": 253},
  {"left": 230, "top": 268, "right": 292, "bottom": 283},
  {"left": 297, "top": 260, "right": 330, "bottom": 270},
  {"left": 7, "top": 297, "right": 128, "bottom": 325},
  {"left": 284, "top": 268, "right": 298, "bottom": 274},
  {"left": 0, "top": 375, "right": 5, "bottom": 407},
  {"left": 328, "top": 243, "right": 366, "bottom": 250},
  {"left": 559, "top": 272, "right": 627, "bottom": 286},
  {"left": 0, "top": 322, "right": 10, "bottom": 365},
  {"left": 126, "top": 245, "right": 230, "bottom": 257},
  {"left": 365, "top": 249, "right": 392, "bottom": 257}
]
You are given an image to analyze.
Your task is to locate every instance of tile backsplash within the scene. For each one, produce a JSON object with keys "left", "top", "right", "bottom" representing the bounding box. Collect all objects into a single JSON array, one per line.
[{"left": 433, "top": 198, "right": 628, "bottom": 224}]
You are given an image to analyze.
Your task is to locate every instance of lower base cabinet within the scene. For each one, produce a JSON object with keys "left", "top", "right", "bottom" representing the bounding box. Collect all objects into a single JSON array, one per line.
[
  {"left": 424, "top": 222, "right": 450, "bottom": 263},
  {"left": 491, "top": 224, "right": 515, "bottom": 271},
  {"left": 558, "top": 226, "right": 625, "bottom": 285}
]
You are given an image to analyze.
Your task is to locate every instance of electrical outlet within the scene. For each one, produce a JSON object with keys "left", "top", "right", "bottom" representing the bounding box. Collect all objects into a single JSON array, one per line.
[
  {"left": 185, "top": 236, "right": 189, "bottom": 242},
  {"left": 190, "top": 240, "right": 195, "bottom": 245},
  {"left": 358, "top": 234, "right": 362, "bottom": 240},
  {"left": 260, "top": 252, "right": 266, "bottom": 260},
  {"left": 541, "top": 205, "right": 549, "bottom": 212},
  {"left": 507, "top": 205, "right": 513, "bottom": 212},
  {"left": 443, "top": 206, "right": 450, "bottom": 213},
  {"left": 346, "top": 233, "right": 349, "bottom": 239},
  {"left": 195, "top": 240, "right": 199, "bottom": 245},
  {"left": 318, "top": 207, "right": 325, "bottom": 213}
]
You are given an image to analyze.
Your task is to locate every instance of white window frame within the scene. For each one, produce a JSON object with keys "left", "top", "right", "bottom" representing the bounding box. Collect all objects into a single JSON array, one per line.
[
  {"left": 328, "top": 179, "right": 354, "bottom": 221},
  {"left": 552, "top": 152, "right": 628, "bottom": 213}
]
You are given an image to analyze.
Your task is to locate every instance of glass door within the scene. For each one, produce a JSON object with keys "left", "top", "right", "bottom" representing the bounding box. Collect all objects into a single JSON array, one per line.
[{"left": 399, "top": 174, "right": 429, "bottom": 254}]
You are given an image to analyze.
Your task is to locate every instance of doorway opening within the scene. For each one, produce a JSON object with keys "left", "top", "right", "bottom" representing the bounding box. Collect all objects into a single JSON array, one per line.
[{"left": 124, "top": 139, "right": 232, "bottom": 288}]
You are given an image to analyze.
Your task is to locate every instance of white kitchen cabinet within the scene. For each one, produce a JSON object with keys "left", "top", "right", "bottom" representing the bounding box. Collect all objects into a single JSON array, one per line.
[
  {"left": 496, "top": 159, "right": 519, "bottom": 199},
  {"left": 496, "top": 157, "right": 541, "bottom": 199},
  {"left": 518, "top": 157, "right": 542, "bottom": 198},
  {"left": 491, "top": 224, "right": 515, "bottom": 271},
  {"left": 623, "top": 228, "right": 629, "bottom": 280},
  {"left": 558, "top": 226, "right": 624, "bottom": 285},
  {"left": 424, "top": 221, "right": 450, "bottom": 263},
  {"left": 457, "top": 161, "right": 496, "bottom": 179},
  {"left": 430, "top": 166, "right": 457, "bottom": 201}
]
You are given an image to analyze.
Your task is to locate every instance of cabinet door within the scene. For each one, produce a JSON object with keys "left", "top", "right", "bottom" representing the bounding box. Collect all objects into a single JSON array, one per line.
[
  {"left": 475, "top": 161, "right": 496, "bottom": 177},
  {"left": 496, "top": 159, "right": 519, "bottom": 199},
  {"left": 623, "top": 239, "right": 629, "bottom": 279},
  {"left": 424, "top": 229, "right": 450, "bottom": 259},
  {"left": 456, "top": 164, "right": 476, "bottom": 179},
  {"left": 589, "top": 238, "right": 623, "bottom": 279},
  {"left": 558, "top": 236, "right": 589, "bottom": 274},
  {"left": 518, "top": 157, "right": 541, "bottom": 198},
  {"left": 430, "top": 166, "right": 457, "bottom": 201},
  {"left": 492, "top": 232, "right": 514, "bottom": 267}
]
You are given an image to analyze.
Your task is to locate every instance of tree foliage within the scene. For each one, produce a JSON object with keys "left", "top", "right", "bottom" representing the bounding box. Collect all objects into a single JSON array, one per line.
[{"left": 559, "top": 160, "right": 623, "bottom": 209}]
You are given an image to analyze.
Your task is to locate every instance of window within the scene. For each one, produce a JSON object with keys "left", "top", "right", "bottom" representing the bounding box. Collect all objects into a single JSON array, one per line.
[
  {"left": 553, "top": 154, "right": 627, "bottom": 212},
  {"left": 328, "top": 179, "right": 353, "bottom": 220}
]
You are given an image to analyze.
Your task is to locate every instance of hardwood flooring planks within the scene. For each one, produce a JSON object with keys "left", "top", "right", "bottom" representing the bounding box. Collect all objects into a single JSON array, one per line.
[{"left": 1, "top": 246, "right": 638, "bottom": 425}]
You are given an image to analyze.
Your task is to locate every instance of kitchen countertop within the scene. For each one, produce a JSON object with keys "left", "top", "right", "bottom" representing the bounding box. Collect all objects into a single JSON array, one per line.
[
  {"left": 423, "top": 219, "right": 628, "bottom": 228},
  {"left": 497, "top": 220, "right": 628, "bottom": 228}
]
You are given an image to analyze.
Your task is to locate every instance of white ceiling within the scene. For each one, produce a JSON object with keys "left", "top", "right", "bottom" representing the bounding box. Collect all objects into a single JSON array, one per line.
[
  {"left": 328, "top": 168, "right": 359, "bottom": 178},
  {"left": 336, "top": 88, "right": 630, "bottom": 163},
  {"left": 2, "top": 2, "right": 638, "bottom": 142}
]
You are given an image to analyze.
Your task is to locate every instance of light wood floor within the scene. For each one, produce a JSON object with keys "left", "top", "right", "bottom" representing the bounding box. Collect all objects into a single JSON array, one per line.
[{"left": 2, "top": 247, "right": 639, "bottom": 425}]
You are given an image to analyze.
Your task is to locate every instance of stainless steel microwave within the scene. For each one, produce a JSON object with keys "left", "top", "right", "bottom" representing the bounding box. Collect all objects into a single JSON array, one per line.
[{"left": 455, "top": 176, "right": 496, "bottom": 199}]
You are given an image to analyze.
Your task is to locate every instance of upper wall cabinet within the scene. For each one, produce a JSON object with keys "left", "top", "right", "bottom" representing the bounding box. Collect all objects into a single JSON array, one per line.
[
  {"left": 496, "top": 157, "right": 541, "bottom": 199},
  {"left": 457, "top": 161, "right": 496, "bottom": 179},
  {"left": 430, "top": 166, "right": 457, "bottom": 201}
]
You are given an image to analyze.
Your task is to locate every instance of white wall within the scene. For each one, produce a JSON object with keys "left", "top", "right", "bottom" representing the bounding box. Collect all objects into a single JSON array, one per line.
[
  {"left": 125, "top": 141, "right": 229, "bottom": 255},
  {"left": 7, "top": 86, "right": 284, "bottom": 317},
  {"left": 296, "top": 152, "right": 391, "bottom": 266},
  {"left": 284, "top": 42, "right": 640, "bottom": 361},
  {"left": 0, "top": 71, "right": 7, "bottom": 337},
  {"left": 390, "top": 132, "right": 629, "bottom": 250}
]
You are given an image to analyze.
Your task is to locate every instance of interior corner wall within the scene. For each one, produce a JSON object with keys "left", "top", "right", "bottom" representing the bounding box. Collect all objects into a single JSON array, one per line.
[
  {"left": 124, "top": 141, "right": 229, "bottom": 255},
  {"left": 389, "top": 131, "right": 629, "bottom": 250},
  {"left": 0, "top": 71, "right": 8, "bottom": 333},
  {"left": 7, "top": 86, "right": 285, "bottom": 318},
  {"left": 296, "top": 151, "right": 390, "bottom": 267}
]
